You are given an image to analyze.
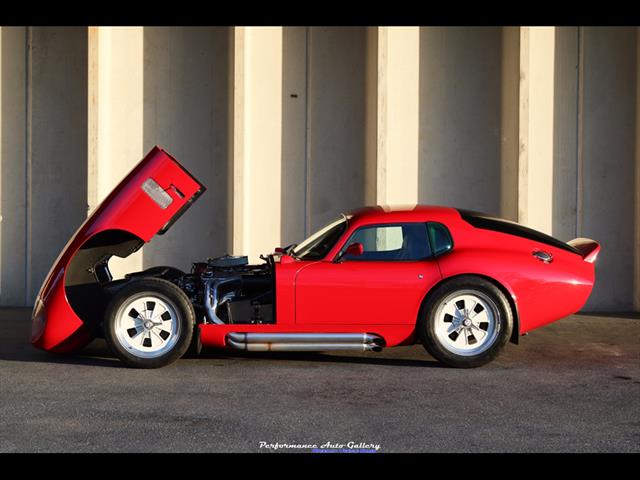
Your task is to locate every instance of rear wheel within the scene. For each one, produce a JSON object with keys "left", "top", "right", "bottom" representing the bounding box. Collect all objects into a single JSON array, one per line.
[
  {"left": 104, "top": 277, "right": 194, "bottom": 368},
  {"left": 419, "top": 276, "right": 513, "bottom": 368}
]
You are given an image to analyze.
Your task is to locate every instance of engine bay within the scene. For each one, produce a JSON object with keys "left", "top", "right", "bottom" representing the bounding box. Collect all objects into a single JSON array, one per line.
[
  {"left": 171, "top": 254, "right": 275, "bottom": 325},
  {"left": 65, "top": 231, "right": 277, "bottom": 335}
]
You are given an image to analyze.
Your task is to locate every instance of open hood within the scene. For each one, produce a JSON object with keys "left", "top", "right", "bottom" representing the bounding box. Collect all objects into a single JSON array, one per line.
[{"left": 31, "top": 146, "right": 205, "bottom": 352}]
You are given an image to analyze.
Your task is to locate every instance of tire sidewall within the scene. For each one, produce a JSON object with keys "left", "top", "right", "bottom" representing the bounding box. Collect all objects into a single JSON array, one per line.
[
  {"left": 104, "top": 277, "right": 195, "bottom": 368},
  {"left": 420, "top": 276, "right": 513, "bottom": 368}
]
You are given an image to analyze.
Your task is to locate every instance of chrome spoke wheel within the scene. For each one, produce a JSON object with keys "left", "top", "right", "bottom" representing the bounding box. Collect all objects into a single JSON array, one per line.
[
  {"left": 113, "top": 293, "right": 181, "bottom": 359},
  {"left": 434, "top": 290, "right": 501, "bottom": 356}
]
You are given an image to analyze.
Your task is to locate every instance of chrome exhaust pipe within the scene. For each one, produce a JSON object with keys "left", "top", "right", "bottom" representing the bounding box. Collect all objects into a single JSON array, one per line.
[
  {"left": 227, "top": 332, "right": 384, "bottom": 345},
  {"left": 226, "top": 332, "right": 385, "bottom": 352},
  {"left": 227, "top": 339, "right": 383, "bottom": 353},
  {"left": 204, "top": 277, "right": 240, "bottom": 325}
]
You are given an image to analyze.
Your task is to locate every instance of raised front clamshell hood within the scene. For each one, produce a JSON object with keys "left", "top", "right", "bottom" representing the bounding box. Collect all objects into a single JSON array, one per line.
[{"left": 31, "top": 146, "right": 206, "bottom": 353}]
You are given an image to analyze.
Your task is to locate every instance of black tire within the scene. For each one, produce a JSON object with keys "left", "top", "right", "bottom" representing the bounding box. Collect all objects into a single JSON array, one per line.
[
  {"left": 184, "top": 320, "right": 203, "bottom": 358},
  {"left": 418, "top": 275, "right": 513, "bottom": 368},
  {"left": 103, "top": 277, "right": 195, "bottom": 368}
]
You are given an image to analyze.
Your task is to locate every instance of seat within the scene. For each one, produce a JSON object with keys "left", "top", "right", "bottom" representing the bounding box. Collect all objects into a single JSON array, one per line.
[{"left": 398, "top": 225, "right": 428, "bottom": 260}]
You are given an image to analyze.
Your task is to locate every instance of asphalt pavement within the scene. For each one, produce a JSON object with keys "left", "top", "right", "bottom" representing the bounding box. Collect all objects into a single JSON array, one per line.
[{"left": 0, "top": 307, "right": 638, "bottom": 453}]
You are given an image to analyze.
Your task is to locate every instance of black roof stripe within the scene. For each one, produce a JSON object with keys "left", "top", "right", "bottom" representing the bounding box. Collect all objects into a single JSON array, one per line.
[{"left": 457, "top": 209, "right": 580, "bottom": 255}]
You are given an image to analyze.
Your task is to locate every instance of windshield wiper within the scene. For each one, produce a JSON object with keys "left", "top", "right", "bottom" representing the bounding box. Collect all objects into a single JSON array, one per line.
[
  {"left": 282, "top": 243, "right": 298, "bottom": 259},
  {"left": 284, "top": 243, "right": 297, "bottom": 254}
]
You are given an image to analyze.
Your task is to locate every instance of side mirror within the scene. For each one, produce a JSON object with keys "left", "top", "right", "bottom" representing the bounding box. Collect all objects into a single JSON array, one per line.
[
  {"left": 274, "top": 243, "right": 296, "bottom": 255},
  {"left": 336, "top": 242, "right": 363, "bottom": 262}
]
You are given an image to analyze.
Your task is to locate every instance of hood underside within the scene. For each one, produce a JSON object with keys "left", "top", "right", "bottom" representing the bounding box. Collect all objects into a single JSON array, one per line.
[{"left": 32, "top": 146, "right": 206, "bottom": 351}]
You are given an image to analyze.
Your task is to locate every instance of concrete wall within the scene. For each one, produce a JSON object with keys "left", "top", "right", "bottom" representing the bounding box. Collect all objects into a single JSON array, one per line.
[
  {"left": 1, "top": 27, "right": 28, "bottom": 306},
  {"left": 143, "top": 27, "right": 231, "bottom": 271},
  {"left": 307, "top": 27, "right": 369, "bottom": 232},
  {"left": 418, "top": 27, "right": 504, "bottom": 216},
  {"left": 551, "top": 27, "right": 580, "bottom": 241},
  {"left": 29, "top": 28, "right": 88, "bottom": 302},
  {"left": 1, "top": 27, "right": 87, "bottom": 305},
  {"left": 0, "top": 26, "right": 638, "bottom": 312},
  {"left": 580, "top": 27, "right": 637, "bottom": 310},
  {"left": 281, "top": 26, "right": 375, "bottom": 242},
  {"left": 636, "top": 28, "right": 640, "bottom": 312},
  {"left": 281, "top": 27, "right": 308, "bottom": 246}
]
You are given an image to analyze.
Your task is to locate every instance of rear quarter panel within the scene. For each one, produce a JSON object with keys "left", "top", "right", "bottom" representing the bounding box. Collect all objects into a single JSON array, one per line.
[{"left": 438, "top": 219, "right": 595, "bottom": 334}]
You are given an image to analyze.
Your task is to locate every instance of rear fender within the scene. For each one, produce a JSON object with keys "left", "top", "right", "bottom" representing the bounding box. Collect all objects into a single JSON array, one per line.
[{"left": 436, "top": 247, "right": 594, "bottom": 336}]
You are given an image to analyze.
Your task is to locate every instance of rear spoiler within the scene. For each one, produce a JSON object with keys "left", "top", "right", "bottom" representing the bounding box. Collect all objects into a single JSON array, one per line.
[{"left": 567, "top": 238, "right": 601, "bottom": 263}]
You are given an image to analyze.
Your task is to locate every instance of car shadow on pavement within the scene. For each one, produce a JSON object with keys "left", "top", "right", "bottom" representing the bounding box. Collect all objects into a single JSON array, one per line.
[
  {"left": 1, "top": 307, "right": 442, "bottom": 369},
  {"left": 1, "top": 339, "right": 443, "bottom": 369},
  {"left": 0, "top": 341, "right": 124, "bottom": 368},
  {"left": 195, "top": 347, "right": 445, "bottom": 368}
]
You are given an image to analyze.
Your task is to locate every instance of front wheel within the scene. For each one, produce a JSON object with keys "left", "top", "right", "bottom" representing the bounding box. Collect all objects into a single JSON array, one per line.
[
  {"left": 104, "top": 277, "right": 195, "bottom": 368},
  {"left": 418, "top": 276, "right": 513, "bottom": 368}
]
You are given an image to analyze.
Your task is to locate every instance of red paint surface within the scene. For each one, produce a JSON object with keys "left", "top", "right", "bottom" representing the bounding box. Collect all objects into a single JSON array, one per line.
[
  {"left": 31, "top": 146, "right": 204, "bottom": 352},
  {"left": 33, "top": 151, "right": 598, "bottom": 354}
]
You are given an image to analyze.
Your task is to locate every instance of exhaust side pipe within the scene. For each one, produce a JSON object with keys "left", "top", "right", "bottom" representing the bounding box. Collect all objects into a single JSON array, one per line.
[
  {"left": 227, "top": 339, "right": 383, "bottom": 353},
  {"left": 227, "top": 332, "right": 384, "bottom": 346},
  {"left": 226, "top": 332, "right": 385, "bottom": 353}
]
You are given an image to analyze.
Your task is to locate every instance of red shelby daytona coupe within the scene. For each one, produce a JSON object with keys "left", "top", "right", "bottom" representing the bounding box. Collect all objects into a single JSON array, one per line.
[{"left": 31, "top": 147, "right": 600, "bottom": 368}]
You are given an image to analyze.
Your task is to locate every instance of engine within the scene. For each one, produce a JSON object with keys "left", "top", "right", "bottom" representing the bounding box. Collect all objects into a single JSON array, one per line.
[{"left": 174, "top": 254, "right": 275, "bottom": 325}]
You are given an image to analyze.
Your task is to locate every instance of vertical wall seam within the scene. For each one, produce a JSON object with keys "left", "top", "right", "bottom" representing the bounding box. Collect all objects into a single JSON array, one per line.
[
  {"left": 635, "top": 26, "right": 640, "bottom": 312},
  {"left": 24, "top": 27, "right": 32, "bottom": 306},
  {"left": 517, "top": 27, "right": 529, "bottom": 225},
  {"left": 576, "top": 26, "right": 585, "bottom": 239},
  {"left": 228, "top": 26, "right": 235, "bottom": 253},
  {"left": 304, "top": 27, "right": 311, "bottom": 237},
  {"left": 377, "top": 27, "right": 387, "bottom": 206},
  {"left": 0, "top": 28, "right": 3, "bottom": 300},
  {"left": 87, "top": 27, "right": 98, "bottom": 215}
]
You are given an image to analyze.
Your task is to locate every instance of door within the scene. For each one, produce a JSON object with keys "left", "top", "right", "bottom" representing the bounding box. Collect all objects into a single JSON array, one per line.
[{"left": 295, "top": 223, "right": 442, "bottom": 325}]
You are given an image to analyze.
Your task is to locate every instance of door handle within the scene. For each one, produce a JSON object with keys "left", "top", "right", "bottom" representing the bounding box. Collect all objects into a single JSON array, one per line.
[{"left": 532, "top": 250, "right": 553, "bottom": 263}]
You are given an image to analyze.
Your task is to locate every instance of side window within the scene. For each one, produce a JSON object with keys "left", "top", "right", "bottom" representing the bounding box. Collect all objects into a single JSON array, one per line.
[
  {"left": 341, "top": 223, "right": 431, "bottom": 261},
  {"left": 427, "top": 222, "right": 453, "bottom": 256}
]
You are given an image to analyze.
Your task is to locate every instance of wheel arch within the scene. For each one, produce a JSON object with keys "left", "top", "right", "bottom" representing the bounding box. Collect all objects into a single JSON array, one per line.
[
  {"left": 64, "top": 228, "right": 145, "bottom": 337},
  {"left": 419, "top": 272, "right": 520, "bottom": 345}
]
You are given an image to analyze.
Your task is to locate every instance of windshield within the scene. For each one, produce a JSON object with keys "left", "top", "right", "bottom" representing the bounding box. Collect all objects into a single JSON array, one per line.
[{"left": 291, "top": 216, "right": 348, "bottom": 260}]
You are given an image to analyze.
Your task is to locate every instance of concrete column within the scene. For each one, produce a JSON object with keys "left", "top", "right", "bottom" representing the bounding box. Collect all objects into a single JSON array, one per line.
[
  {"left": 29, "top": 27, "right": 88, "bottom": 302},
  {"left": 0, "top": 28, "right": 27, "bottom": 306},
  {"left": 581, "top": 27, "right": 637, "bottom": 310},
  {"left": 518, "top": 27, "right": 556, "bottom": 234},
  {"left": 418, "top": 27, "right": 503, "bottom": 216},
  {"left": 500, "top": 27, "right": 520, "bottom": 222},
  {"left": 233, "top": 27, "right": 282, "bottom": 261},
  {"left": 518, "top": 27, "right": 581, "bottom": 239},
  {"left": 142, "top": 27, "right": 231, "bottom": 270},
  {"left": 88, "top": 27, "right": 144, "bottom": 279},
  {"left": 376, "top": 27, "right": 420, "bottom": 206}
]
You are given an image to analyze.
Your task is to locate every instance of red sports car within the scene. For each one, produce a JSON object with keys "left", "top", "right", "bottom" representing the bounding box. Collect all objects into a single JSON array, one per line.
[{"left": 31, "top": 147, "right": 601, "bottom": 368}]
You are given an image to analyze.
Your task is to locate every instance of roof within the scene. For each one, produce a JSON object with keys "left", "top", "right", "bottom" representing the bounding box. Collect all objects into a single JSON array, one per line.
[{"left": 345, "top": 204, "right": 462, "bottom": 226}]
